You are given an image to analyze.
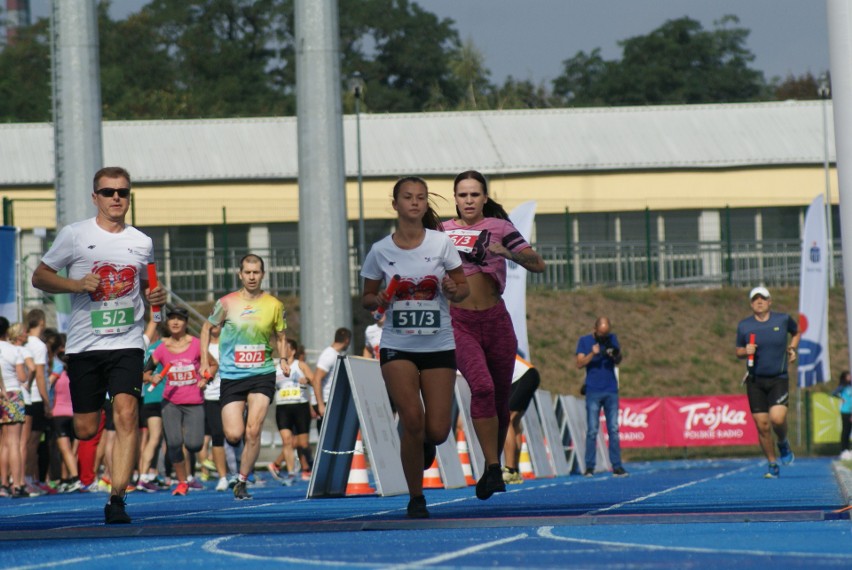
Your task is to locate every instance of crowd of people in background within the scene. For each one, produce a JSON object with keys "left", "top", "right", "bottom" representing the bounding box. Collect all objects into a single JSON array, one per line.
[{"left": 0, "top": 307, "right": 316, "bottom": 500}]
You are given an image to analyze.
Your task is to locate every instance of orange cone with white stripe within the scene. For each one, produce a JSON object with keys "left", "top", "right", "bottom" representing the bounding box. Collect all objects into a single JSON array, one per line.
[
  {"left": 345, "top": 432, "right": 375, "bottom": 495},
  {"left": 519, "top": 434, "right": 536, "bottom": 480},
  {"left": 422, "top": 457, "right": 443, "bottom": 489},
  {"left": 456, "top": 428, "right": 476, "bottom": 486}
]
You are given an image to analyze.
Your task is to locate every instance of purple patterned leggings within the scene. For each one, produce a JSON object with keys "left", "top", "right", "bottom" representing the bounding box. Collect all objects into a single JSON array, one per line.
[{"left": 451, "top": 301, "right": 517, "bottom": 439}]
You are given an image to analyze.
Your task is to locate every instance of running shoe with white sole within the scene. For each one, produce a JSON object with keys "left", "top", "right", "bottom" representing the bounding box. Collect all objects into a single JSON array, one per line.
[
  {"left": 778, "top": 440, "right": 795, "bottom": 466},
  {"left": 765, "top": 462, "right": 780, "bottom": 479},
  {"left": 233, "top": 480, "right": 252, "bottom": 500},
  {"left": 215, "top": 477, "right": 229, "bottom": 492}
]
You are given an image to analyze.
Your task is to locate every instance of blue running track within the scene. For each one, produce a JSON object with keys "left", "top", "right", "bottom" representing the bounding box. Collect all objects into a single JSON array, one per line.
[{"left": 1, "top": 457, "right": 850, "bottom": 569}]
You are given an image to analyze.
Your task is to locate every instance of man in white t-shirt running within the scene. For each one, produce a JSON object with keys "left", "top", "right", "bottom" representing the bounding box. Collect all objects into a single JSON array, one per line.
[
  {"left": 32, "top": 166, "right": 165, "bottom": 524},
  {"left": 313, "top": 328, "right": 351, "bottom": 435}
]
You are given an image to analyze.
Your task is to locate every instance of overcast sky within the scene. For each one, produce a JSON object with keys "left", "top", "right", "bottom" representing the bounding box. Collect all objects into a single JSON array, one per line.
[{"left": 28, "top": 0, "right": 830, "bottom": 84}]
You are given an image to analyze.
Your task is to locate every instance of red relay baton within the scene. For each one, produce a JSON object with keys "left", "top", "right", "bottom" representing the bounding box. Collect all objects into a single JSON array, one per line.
[
  {"left": 147, "top": 263, "right": 162, "bottom": 322},
  {"left": 375, "top": 274, "right": 402, "bottom": 318},
  {"left": 747, "top": 333, "right": 755, "bottom": 368},
  {"left": 148, "top": 363, "right": 171, "bottom": 392}
]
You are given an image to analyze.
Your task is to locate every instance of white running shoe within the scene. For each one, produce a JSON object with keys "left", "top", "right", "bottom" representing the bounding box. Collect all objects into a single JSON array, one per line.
[{"left": 215, "top": 477, "right": 229, "bottom": 492}]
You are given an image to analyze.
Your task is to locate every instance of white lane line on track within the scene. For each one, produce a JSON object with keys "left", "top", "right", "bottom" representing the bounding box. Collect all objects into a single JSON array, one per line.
[
  {"left": 7, "top": 541, "right": 196, "bottom": 570},
  {"left": 202, "top": 532, "right": 529, "bottom": 569},
  {"left": 202, "top": 535, "right": 378, "bottom": 567},
  {"left": 536, "top": 526, "right": 851, "bottom": 559},
  {"left": 383, "top": 532, "right": 528, "bottom": 570},
  {"left": 587, "top": 463, "right": 751, "bottom": 515}
]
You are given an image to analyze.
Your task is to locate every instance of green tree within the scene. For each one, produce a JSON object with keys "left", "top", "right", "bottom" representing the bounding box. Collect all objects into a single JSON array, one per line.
[
  {"left": 450, "top": 37, "right": 490, "bottom": 110},
  {"left": 136, "top": 0, "right": 294, "bottom": 118},
  {"left": 773, "top": 72, "right": 822, "bottom": 101},
  {"left": 0, "top": 18, "right": 51, "bottom": 122},
  {"left": 554, "top": 16, "right": 768, "bottom": 106},
  {"left": 339, "top": 0, "right": 463, "bottom": 113}
]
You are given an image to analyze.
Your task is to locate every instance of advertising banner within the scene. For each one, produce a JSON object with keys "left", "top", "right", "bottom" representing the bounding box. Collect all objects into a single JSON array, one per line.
[
  {"left": 797, "top": 194, "right": 830, "bottom": 387},
  {"left": 663, "top": 395, "right": 758, "bottom": 447},
  {"left": 599, "top": 397, "right": 667, "bottom": 448},
  {"left": 505, "top": 201, "right": 536, "bottom": 360},
  {"left": 811, "top": 392, "right": 842, "bottom": 444}
]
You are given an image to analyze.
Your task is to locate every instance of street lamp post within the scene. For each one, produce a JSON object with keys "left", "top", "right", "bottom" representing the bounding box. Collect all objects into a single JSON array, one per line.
[
  {"left": 350, "top": 72, "right": 366, "bottom": 264},
  {"left": 819, "top": 75, "right": 835, "bottom": 287}
]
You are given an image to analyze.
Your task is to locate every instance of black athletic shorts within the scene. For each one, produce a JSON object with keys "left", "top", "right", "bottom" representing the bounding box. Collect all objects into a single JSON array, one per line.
[
  {"left": 140, "top": 401, "right": 162, "bottom": 426},
  {"left": 746, "top": 375, "right": 789, "bottom": 414},
  {"left": 204, "top": 400, "right": 225, "bottom": 446},
  {"left": 275, "top": 402, "right": 311, "bottom": 436},
  {"left": 219, "top": 373, "right": 276, "bottom": 407},
  {"left": 25, "top": 401, "right": 49, "bottom": 432},
  {"left": 103, "top": 399, "right": 115, "bottom": 431},
  {"left": 52, "top": 416, "right": 75, "bottom": 439},
  {"left": 67, "top": 349, "right": 144, "bottom": 414},
  {"left": 509, "top": 368, "right": 541, "bottom": 413},
  {"left": 379, "top": 348, "right": 456, "bottom": 371}
]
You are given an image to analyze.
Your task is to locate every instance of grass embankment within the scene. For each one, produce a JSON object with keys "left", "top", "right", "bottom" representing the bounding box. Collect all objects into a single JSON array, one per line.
[{"left": 197, "top": 286, "right": 850, "bottom": 459}]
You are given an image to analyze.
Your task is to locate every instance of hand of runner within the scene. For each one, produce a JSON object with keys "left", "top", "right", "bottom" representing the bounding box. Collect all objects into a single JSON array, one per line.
[
  {"left": 77, "top": 273, "right": 100, "bottom": 294},
  {"left": 487, "top": 242, "right": 511, "bottom": 259},
  {"left": 146, "top": 285, "right": 167, "bottom": 306},
  {"left": 280, "top": 359, "right": 291, "bottom": 376},
  {"left": 441, "top": 275, "right": 458, "bottom": 299}
]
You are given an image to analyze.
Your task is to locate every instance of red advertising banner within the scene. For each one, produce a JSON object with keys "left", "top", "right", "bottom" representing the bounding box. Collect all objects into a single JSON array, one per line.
[
  {"left": 663, "top": 395, "right": 758, "bottom": 447},
  {"left": 595, "top": 395, "right": 758, "bottom": 448},
  {"left": 600, "top": 397, "right": 667, "bottom": 448}
]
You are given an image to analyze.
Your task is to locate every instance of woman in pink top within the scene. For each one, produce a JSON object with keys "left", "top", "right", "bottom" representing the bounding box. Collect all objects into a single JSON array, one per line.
[
  {"left": 148, "top": 307, "right": 215, "bottom": 496},
  {"left": 442, "top": 170, "right": 545, "bottom": 500},
  {"left": 50, "top": 334, "right": 83, "bottom": 492}
]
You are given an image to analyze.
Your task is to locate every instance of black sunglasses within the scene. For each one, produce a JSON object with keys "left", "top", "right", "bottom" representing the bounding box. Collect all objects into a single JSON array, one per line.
[{"left": 96, "top": 187, "right": 131, "bottom": 198}]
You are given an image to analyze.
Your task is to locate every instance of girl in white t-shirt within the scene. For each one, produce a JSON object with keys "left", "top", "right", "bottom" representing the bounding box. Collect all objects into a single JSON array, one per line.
[
  {"left": 0, "top": 318, "right": 28, "bottom": 498},
  {"left": 360, "top": 176, "right": 469, "bottom": 519}
]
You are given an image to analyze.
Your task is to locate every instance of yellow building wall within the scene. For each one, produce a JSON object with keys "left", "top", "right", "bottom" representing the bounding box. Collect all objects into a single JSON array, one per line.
[{"left": 2, "top": 165, "right": 837, "bottom": 230}]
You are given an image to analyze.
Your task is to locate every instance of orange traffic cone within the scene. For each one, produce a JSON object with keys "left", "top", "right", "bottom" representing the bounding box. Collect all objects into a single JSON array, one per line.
[
  {"left": 345, "top": 432, "right": 375, "bottom": 495},
  {"left": 519, "top": 434, "right": 536, "bottom": 480},
  {"left": 456, "top": 428, "right": 476, "bottom": 486},
  {"left": 422, "top": 457, "right": 443, "bottom": 489}
]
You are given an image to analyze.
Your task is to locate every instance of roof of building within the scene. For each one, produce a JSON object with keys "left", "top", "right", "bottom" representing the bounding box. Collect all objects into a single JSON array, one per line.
[{"left": 0, "top": 100, "right": 834, "bottom": 185}]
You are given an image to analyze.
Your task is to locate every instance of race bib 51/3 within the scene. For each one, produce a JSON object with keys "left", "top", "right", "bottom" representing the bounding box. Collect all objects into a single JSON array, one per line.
[{"left": 391, "top": 300, "right": 440, "bottom": 335}]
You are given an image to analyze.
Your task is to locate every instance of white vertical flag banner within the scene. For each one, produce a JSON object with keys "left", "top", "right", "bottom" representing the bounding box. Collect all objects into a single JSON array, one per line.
[
  {"left": 798, "top": 194, "right": 830, "bottom": 387},
  {"left": 505, "top": 201, "right": 537, "bottom": 360}
]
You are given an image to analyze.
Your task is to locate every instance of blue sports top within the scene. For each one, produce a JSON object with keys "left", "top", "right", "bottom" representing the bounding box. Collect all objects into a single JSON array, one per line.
[{"left": 735, "top": 312, "right": 798, "bottom": 378}]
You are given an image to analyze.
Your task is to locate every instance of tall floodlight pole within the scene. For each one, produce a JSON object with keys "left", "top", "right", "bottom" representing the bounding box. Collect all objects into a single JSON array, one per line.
[
  {"left": 827, "top": 0, "right": 852, "bottom": 367},
  {"left": 349, "top": 72, "right": 366, "bottom": 263},
  {"left": 819, "top": 75, "right": 836, "bottom": 288},
  {"left": 51, "top": 0, "right": 103, "bottom": 228},
  {"left": 294, "top": 0, "right": 352, "bottom": 363}
]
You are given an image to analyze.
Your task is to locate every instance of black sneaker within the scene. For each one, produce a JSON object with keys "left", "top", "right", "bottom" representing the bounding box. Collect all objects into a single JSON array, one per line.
[
  {"left": 475, "top": 464, "right": 506, "bottom": 500},
  {"left": 583, "top": 468, "right": 594, "bottom": 477},
  {"left": 104, "top": 495, "right": 131, "bottom": 524},
  {"left": 423, "top": 442, "right": 437, "bottom": 470},
  {"left": 233, "top": 480, "right": 252, "bottom": 500},
  {"left": 406, "top": 495, "right": 430, "bottom": 519},
  {"left": 10, "top": 486, "right": 30, "bottom": 499},
  {"left": 612, "top": 467, "right": 629, "bottom": 477}
]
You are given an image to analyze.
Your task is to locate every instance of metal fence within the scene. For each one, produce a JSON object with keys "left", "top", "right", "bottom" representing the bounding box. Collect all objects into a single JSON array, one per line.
[{"left": 149, "top": 239, "right": 841, "bottom": 302}]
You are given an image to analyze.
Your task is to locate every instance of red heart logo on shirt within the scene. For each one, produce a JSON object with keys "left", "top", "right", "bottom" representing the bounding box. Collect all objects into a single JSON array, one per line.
[
  {"left": 90, "top": 263, "right": 137, "bottom": 301},
  {"left": 395, "top": 275, "right": 439, "bottom": 301}
]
